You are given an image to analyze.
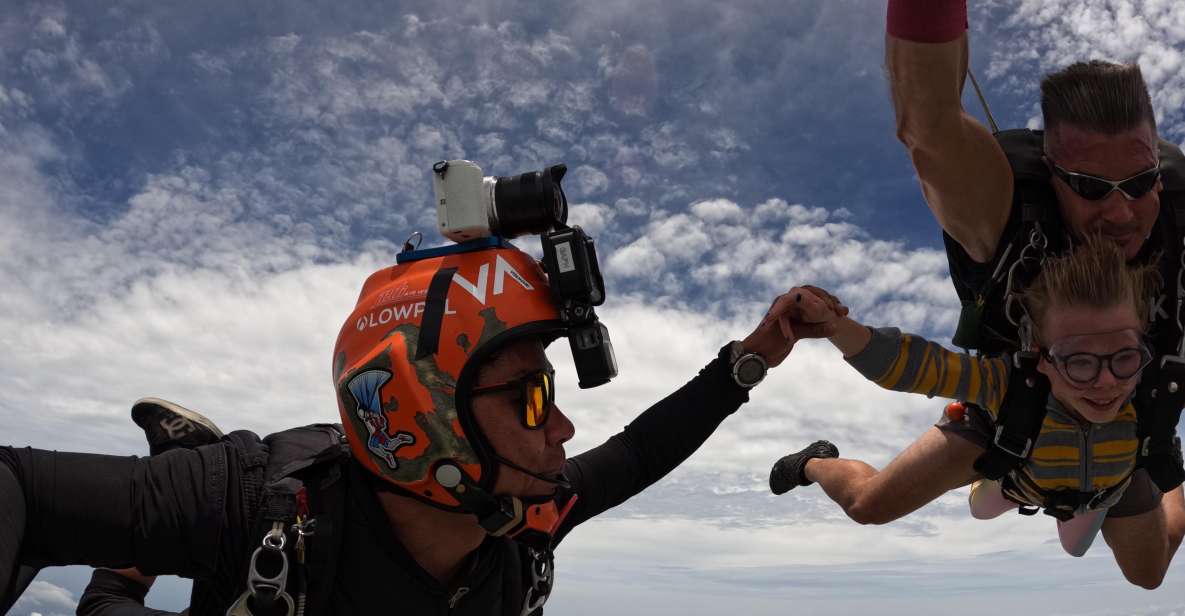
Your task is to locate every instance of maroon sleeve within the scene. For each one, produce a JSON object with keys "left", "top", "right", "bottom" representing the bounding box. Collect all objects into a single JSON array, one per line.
[{"left": 887, "top": 0, "right": 967, "bottom": 43}]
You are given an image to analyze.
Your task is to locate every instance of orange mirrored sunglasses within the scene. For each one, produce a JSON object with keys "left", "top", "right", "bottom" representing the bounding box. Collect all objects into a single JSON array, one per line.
[{"left": 470, "top": 368, "right": 555, "bottom": 429}]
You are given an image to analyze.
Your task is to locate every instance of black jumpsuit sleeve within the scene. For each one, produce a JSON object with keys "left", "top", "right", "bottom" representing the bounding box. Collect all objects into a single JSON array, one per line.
[
  {"left": 76, "top": 568, "right": 183, "bottom": 616},
  {"left": 554, "top": 348, "right": 748, "bottom": 542},
  {"left": 0, "top": 439, "right": 258, "bottom": 609}
]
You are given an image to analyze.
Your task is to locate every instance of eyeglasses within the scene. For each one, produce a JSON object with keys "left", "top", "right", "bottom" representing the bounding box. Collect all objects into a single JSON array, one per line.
[
  {"left": 1050, "top": 163, "right": 1161, "bottom": 201},
  {"left": 1041, "top": 345, "right": 1152, "bottom": 386},
  {"left": 470, "top": 368, "right": 555, "bottom": 429}
]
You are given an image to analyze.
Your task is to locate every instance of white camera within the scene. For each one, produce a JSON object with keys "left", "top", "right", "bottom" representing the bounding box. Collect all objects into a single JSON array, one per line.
[{"left": 432, "top": 160, "right": 568, "bottom": 243}]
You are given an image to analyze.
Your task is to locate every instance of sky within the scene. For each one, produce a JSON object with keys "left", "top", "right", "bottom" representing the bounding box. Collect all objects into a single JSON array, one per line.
[{"left": 2, "top": 0, "right": 1185, "bottom": 614}]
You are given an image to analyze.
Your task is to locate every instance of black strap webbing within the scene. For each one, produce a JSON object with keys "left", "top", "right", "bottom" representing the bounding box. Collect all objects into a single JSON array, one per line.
[
  {"left": 1135, "top": 191, "right": 1185, "bottom": 492},
  {"left": 1138, "top": 358, "right": 1185, "bottom": 491},
  {"left": 415, "top": 266, "right": 458, "bottom": 360},
  {"left": 973, "top": 351, "right": 1051, "bottom": 480}
]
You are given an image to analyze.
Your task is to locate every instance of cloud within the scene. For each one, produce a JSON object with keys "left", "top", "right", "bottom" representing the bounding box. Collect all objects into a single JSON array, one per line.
[
  {"left": 10, "top": 581, "right": 78, "bottom": 616},
  {"left": 599, "top": 198, "right": 957, "bottom": 335},
  {"left": 983, "top": 0, "right": 1185, "bottom": 142},
  {"left": 568, "top": 165, "right": 611, "bottom": 198},
  {"left": 2, "top": 1, "right": 1182, "bottom": 613},
  {"left": 691, "top": 198, "right": 745, "bottom": 223},
  {"left": 567, "top": 202, "right": 616, "bottom": 235}
]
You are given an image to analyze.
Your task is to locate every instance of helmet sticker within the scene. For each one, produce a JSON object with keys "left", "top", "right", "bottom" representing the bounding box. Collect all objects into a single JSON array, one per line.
[{"left": 346, "top": 369, "right": 416, "bottom": 469}]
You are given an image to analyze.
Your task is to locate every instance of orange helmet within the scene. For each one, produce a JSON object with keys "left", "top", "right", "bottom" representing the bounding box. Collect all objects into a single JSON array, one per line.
[{"left": 333, "top": 239, "right": 576, "bottom": 544}]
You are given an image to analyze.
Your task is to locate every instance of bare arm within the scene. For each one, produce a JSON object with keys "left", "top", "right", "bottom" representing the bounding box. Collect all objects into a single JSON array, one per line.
[
  {"left": 828, "top": 315, "right": 874, "bottom": 358},
  {"left": 886, "top": 3, "right": 1014, "bottom": 262}
]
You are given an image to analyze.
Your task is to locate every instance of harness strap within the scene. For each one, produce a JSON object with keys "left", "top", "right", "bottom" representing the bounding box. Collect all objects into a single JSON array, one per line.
[
  {"left": 1134, "top": 184, "right": 1185, "bottom": 492},
  {"left": 415, "top": 266, "right": 458, "bottom": 360},
  {"left": 1000, "top": 471, "right": 1134, "bottom": 522},
  {"left": 1138, "top": 357, "right": 1185, "bottom": 491},
  {"left": 973, "top": 351, "right": 1051, "bottom": 480}
]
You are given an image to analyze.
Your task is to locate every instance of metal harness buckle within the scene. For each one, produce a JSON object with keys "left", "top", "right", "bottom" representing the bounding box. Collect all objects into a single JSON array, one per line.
[
  {"left": 991, "top": 424, "right": 1033, "bottom": 460},
  {"left": 226, "top": 522, "right": 295, "bottom": 616}
]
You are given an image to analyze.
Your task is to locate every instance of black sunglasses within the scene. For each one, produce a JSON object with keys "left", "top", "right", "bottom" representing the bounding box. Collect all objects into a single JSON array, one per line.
[
  {"left": 1041, "top": 345, "right": 1152, "bottom": 386},
  {"left": 470, "top": 368, "right": 555, "bottom": 430},
  {"left": 1050, "top": 163, "right": 1161, "bottom": 201}
]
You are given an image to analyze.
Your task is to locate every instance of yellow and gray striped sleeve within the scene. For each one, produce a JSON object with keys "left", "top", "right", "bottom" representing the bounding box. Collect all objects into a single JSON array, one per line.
[{"left": 843, "top": 327, "right": 1008, "bottom": 415}]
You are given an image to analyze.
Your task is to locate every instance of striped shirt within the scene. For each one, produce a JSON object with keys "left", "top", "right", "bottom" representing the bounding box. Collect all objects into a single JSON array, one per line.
[{"left": 846, "top": 327, "right": 1139, "bottom": 506}]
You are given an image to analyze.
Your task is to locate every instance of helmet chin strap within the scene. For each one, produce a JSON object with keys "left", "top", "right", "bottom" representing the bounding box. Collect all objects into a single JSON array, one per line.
[{"left": 433, "top": 462, "right": 577, "bottom": 552}]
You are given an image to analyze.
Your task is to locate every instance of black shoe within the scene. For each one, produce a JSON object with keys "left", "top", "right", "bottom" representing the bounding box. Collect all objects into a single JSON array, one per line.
[
  {"left": 769, "top": 440, "right": 839, "bottom": 495},
  {"left": 131, "top": 397, "right": 224, "bottom": 455}
]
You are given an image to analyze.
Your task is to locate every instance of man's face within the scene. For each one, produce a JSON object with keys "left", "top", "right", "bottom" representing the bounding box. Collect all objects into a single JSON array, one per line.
[
  {"left": 1045, "top": 122, "right": 1162, "bottom": 260},
  {"left": 471, "top": 338, "right": 574, "bottom": 498}
]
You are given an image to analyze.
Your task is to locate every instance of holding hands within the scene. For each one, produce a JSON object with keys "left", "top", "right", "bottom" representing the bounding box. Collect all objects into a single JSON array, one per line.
[{"left": 742, "top": 285, "right": 852, "bottom": 368}]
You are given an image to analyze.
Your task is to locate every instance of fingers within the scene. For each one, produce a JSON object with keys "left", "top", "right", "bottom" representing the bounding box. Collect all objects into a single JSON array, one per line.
[
  {"left": 757, "top": 284, "right": 848, "bottom": 344},
  {"left": 801, "top": 285, "right": 849, "bottom": 317}
]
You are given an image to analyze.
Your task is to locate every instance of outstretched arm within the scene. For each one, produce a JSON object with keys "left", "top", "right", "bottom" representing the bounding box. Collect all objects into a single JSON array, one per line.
[
  {"left": 554, "top": 287, "right": 814, "bottom": 540},
  {"left": 784, "top": 285, "right": 1008, "bottom": 412},
  {"left": 886, "top": 0, "right": 1014, "bottom": 262}
]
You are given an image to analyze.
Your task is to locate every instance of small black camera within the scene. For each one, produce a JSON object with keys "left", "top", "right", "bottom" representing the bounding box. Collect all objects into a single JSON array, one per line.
[{"left": 541, "top": 226, "right": 616, "bottom": 388}]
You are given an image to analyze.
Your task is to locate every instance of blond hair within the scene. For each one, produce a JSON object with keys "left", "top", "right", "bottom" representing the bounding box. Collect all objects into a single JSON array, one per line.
[{"left": 1022, "top": 234, "right": 1161, "bottom": 342}]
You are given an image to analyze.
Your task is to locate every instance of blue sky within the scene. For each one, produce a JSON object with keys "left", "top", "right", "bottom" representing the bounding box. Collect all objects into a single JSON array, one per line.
[{"left": 3, "top": 0, "right": 1185, "bottom": 614}]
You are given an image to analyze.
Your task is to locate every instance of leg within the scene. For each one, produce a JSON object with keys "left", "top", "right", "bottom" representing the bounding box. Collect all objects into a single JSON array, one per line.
[
  {"left": 1101, "top": 503, "right": 1169, "bottom": 589},
  {"left": 804, "top": 427, "right": 983, "bottom": 525},
  {"left": 1162, "top": 484, "right": 1184, "bottom": 563}
]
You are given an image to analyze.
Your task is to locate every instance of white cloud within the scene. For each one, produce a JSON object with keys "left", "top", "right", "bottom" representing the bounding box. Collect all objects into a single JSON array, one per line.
[
  {"left": 569, "top": 165, "right": 611, "bottom": 197},
  {"left": 11, "top": 581, "right": 77, "bottom": 616},
  {"left": 2, "top": 3, "right": 1180, "bottom": 613},
  {"left": 987, "top": 0, "right": 1185, "bottom": 141},
  {"left": 567, "top": 202, "right": 616, "bottom": 235},
  {"left": 597, "top": 198, "right": 957, "bottom": 335},
  {"left": 607, "top": 236, "right": 667, "bottom": 277},
  {"left": 691, "top": 198, "right": 744, "bottom": 223}
]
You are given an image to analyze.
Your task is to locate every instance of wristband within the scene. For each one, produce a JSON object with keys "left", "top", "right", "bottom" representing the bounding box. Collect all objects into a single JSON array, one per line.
[{"left": 887, "top": 0, "right": 968, "bottom": 44}]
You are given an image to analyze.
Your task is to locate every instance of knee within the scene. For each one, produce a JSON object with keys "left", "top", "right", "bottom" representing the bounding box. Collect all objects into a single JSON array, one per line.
[
  {"left": 845, "top": 495, "right": 897, "bottom": 526},
  {"left": 1124, "top": 568, "right": 1165, "bottom": 590}
]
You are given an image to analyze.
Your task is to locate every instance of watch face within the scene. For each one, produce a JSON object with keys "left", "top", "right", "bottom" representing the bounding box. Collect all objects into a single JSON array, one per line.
[{"left": 736, "top": 356, "right": 765, "bottom": 386}]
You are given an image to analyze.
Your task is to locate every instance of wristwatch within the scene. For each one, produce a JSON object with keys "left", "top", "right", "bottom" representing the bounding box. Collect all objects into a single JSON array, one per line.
[{"left": 727, "top": 341, "right": 768, "bottom": 389}]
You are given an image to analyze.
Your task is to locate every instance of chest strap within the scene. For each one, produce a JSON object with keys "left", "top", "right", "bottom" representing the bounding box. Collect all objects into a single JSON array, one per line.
[
  {"left": 973, "top": 351, "right": 1050, "bottom": 480},
  {"left": 1002, "top": 474, "right": 1133, "bottom": 521}
]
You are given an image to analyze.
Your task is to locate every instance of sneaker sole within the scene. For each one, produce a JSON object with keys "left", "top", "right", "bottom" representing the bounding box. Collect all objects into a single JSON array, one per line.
[{"left": 131, "top": 397, "right": 225, "bottom": 439}]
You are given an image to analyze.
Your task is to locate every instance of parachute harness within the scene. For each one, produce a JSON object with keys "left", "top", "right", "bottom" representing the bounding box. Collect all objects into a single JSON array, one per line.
[{"left": 1003, "top": 223, "right": 1048, "bottom": 336}]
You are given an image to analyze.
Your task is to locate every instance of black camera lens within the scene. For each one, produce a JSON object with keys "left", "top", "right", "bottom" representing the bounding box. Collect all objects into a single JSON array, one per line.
[{"left": 492, "top": 164, "right": 568, "bottom": 237}]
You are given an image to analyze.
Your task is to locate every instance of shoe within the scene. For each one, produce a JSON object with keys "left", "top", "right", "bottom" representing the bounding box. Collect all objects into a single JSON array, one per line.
[
  {"left": 131, "top": 397, "right": 225, "bottom": 455},
  {"left": 769, "top": 440, "right": 839, "bottom": 495}
]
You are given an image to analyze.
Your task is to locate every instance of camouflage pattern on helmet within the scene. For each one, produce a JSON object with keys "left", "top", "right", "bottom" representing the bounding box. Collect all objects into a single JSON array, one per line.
[{"left": 333, "top": 246, "right": 564, "bottom": 512}]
